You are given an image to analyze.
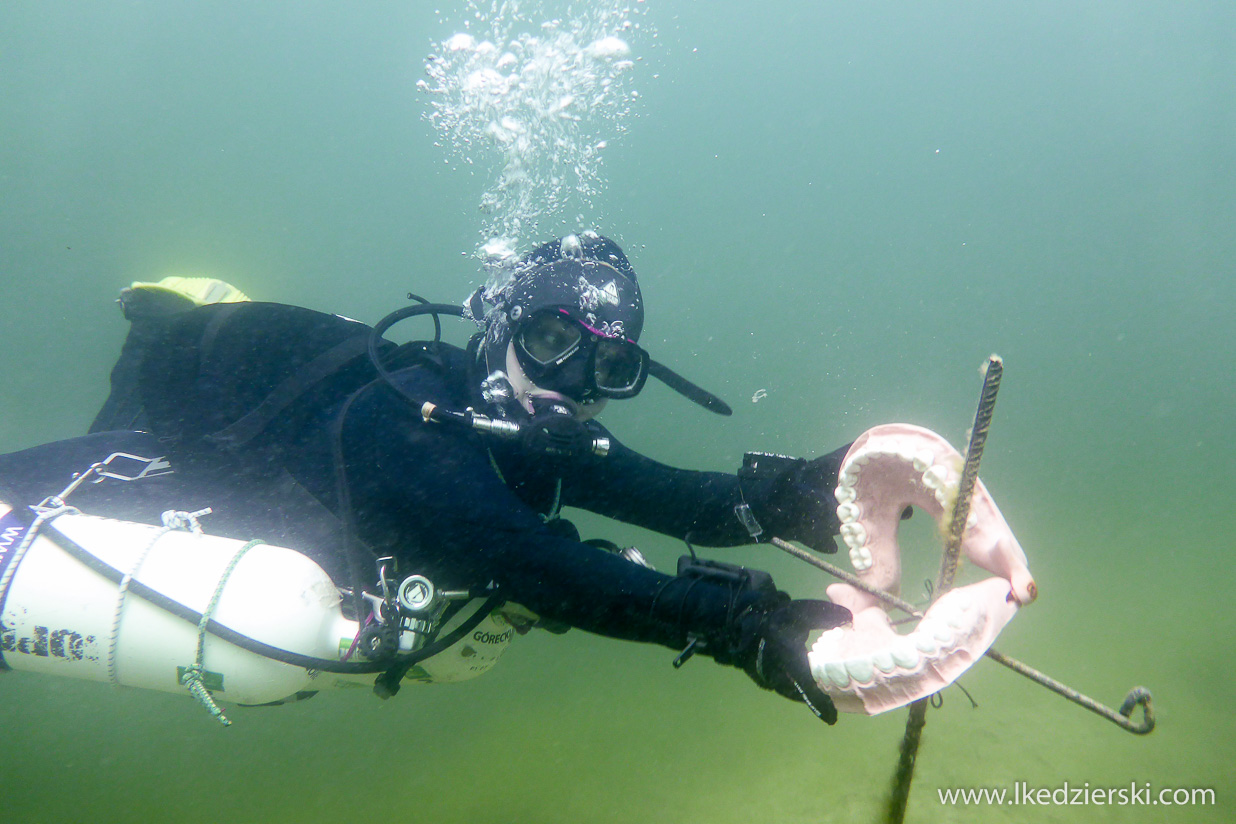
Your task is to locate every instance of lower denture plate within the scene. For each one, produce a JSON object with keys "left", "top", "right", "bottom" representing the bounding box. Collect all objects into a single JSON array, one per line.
[{"left": 845, "top": 658, "right": 874, "bottom": 683}]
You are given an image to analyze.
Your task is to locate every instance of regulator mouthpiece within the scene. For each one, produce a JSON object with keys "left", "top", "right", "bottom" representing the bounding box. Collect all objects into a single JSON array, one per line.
[{"left": 521, "top": 403, "right": 610, "bottom": 459}]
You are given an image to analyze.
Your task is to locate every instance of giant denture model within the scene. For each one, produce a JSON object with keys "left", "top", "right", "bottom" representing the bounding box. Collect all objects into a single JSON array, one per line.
[{"left": 808, "top": 423, "right": 1036, "bottom": 715}]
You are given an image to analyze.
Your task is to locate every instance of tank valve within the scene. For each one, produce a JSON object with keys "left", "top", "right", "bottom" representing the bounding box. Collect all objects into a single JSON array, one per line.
[
  {"left": 394, "top": 574, "right": 442, "bottom": 652},
  {"left": 397, "top": 575, "right": 437, "bottom": 614}
]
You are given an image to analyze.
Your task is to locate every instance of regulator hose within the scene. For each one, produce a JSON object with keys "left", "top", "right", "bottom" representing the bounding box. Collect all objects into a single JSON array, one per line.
[{"left": 367, "top": 299, "right": 465, "bottom": 411}]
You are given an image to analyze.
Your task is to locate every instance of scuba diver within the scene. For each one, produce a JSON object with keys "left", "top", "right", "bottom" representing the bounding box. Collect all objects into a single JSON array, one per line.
[{"left": 3, "top": 233, "right": 857, "bottom": 721}]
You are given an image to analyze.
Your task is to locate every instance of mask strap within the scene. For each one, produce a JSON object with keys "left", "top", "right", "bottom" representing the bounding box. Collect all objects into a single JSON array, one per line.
[{"left": 463, "top": 287, "right": 488, "bottom": 329}]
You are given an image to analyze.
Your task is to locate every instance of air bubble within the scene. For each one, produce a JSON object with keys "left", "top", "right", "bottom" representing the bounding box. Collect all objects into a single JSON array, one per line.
[{"left": 420, "top": 1, "right": 649, "bottom": 293}]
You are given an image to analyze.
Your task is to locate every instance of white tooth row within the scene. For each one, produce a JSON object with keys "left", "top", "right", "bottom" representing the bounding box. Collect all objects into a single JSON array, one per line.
[
  {"left": 811, "top": 592, "right": 980, "bottom": 690},
  {"left": 833, "top": 444, "right": 976, "bottom": 572}
]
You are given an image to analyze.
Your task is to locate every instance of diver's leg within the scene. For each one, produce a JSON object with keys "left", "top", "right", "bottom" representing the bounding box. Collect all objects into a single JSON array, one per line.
[{"left": 88, "top": 278, "right": 250, "bottom": 434}]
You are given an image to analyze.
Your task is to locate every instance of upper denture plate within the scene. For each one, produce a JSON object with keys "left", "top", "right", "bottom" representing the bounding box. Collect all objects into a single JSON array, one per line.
[
  {"left": 872, "top": 649, "right": 896, "bottom": 673},
  {"left": 849, "top": 545, "right": 873, "bottom": 571},
  {"left": 912, "top": 449, "right": 934, "bottom": 472},
  {"left": 837, "top": 502, "right": 860, "bottom": 523},
  {"left": 840, "top": 522, "right": 868, "bottom": 548},
  {"left": 922, "top": 464, "right": 950, "bottom": 490},
  {"left": 835, "top": 484, "right": 856, "bottom": 504}
]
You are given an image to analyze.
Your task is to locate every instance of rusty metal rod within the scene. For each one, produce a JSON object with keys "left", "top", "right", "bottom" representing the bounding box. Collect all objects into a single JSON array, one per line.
[
  {"left": 937, "top": 355, "right": 1002, "bottom": 593},
  {"left": 885, "top": 354, "right": 1004, "bottom": 824},
  {"left": 771, "top": 537, "right": 921, "bottom": 616},
  {"left": 983, "top": 650, "right": 1155, "bottom": 735}
]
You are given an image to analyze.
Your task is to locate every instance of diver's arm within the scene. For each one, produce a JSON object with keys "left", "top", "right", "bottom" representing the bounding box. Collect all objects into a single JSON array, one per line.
[
  {"left": 560, "top": 435, "right": 754, "bottom": 545},
  {"left": 375, "top": 439, "right": 853, "bottom": 724},
  {"left": 338, "top": 381, "right": 767, "bottom": 646},
  {"left": 561, "top": 427, "right": 848, "bottom": 552}
]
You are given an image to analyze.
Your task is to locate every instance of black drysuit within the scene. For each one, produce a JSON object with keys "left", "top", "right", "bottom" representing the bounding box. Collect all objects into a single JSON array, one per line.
[{"left": 66, "top": 301, "right": 813, "bottom": 653}]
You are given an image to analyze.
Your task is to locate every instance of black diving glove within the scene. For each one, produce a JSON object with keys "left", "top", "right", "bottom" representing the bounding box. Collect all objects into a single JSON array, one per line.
[
  {"left": 711, "top": 598, "right": 853, "bottom": 724},
  {"left": 739, "top": 445, "right": 851, "bottom": 553}
]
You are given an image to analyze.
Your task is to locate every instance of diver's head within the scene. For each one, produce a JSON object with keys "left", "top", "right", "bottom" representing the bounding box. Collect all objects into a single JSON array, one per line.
[{"left": 479, "top": 233, "right": 647, "bottom": 418}]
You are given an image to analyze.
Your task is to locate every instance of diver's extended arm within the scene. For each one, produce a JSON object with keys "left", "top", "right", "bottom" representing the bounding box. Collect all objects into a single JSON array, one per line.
[{"left": 560, "top": 430, "right": 850, "bottom": 553}]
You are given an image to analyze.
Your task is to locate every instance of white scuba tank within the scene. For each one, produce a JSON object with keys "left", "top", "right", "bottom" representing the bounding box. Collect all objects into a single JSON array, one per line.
[{"left": 0, "top": 502, "right": 514, "bottom": 707}]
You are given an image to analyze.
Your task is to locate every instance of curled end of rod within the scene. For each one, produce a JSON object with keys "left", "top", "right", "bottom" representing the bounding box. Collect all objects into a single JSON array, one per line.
[{"left": 1118, "top": 686, "right": 1155, "bottom": 735}]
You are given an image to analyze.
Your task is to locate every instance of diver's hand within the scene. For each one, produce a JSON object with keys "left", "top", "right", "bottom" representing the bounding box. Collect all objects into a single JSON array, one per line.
[
  {"left": 754, "top": 446, "right": 849, "bottom": 553},
  {"left": 717, "top": 599, "right": 852, "bottom": 724}
]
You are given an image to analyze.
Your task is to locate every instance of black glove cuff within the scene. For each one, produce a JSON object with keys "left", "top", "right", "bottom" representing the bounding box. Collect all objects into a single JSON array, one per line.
[
  {"left": 735, "top": 452, "right": 804, "bottom": 541},
  {"left": 648, "top": 571, "right": 783, "bottom": 655},
  {"left": 737, "top": 447, "right": 849, "bottom": 547},
  {"left": 704, "top": 595, "right": 793, "bottom": 673}
]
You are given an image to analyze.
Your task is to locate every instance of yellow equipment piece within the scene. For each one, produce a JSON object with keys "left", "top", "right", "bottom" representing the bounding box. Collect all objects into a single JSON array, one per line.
[{"left": 127, "top": 276, "right": 251, "bottom": 306}]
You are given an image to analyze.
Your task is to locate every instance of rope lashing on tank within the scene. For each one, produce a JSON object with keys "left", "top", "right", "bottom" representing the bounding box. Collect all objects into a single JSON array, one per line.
[
  {"left": 161, "top": 507, "right": 213, "bottom": 534},
  {"left": 0, "top": 461, "right": 112, "bottom": 603},
  {"left": 108, "top": 508, "right": 214, "bottom": 686},
  {"left": 3, "top": 453, "right": 180, "bottom": 622},
  {"left": 180, "top": 538, "right": 265, "bottom": 727},
  {"left": 0, "top": 503, "right": 75, "bottom": 615}
]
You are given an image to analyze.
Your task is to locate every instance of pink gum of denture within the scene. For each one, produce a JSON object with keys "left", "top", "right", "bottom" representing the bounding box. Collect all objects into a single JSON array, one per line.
[{"left": 809, "top": 424, "right": 1036, "bottom": 716}]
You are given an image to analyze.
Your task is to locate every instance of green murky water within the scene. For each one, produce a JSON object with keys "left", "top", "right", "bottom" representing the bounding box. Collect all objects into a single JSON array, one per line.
[{"left": 2, "top": 2, "right": 1232, "bottom": 822}]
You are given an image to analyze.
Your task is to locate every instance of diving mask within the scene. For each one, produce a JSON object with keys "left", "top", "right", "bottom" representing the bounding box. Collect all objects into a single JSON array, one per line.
[{"left": 514, "top": 308, "right": 650, "bottom": 401}]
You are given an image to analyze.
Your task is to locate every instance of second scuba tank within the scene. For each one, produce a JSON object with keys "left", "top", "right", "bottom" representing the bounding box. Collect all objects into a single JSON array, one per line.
[
  {"left": 0, "top": 498, "right": 518, "bottom": 712},
  {"left": 0, "top": 502, "right": 357, "bottom": 705}
]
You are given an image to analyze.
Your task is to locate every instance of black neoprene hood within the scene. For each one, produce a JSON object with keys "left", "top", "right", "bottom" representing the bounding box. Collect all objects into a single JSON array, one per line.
[
  {"left": 504, "top": 234, "right": 642, "bottom": 340},
  {"left": 480, "top": 234, "right": 644, "bottom": 374},
  {"left": 504, "top": 258, "right": 643, "bottom": 342}
]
